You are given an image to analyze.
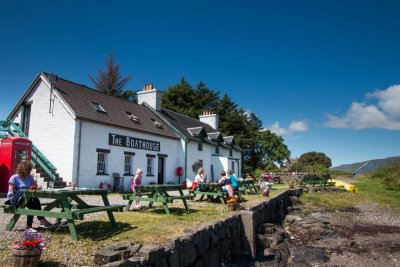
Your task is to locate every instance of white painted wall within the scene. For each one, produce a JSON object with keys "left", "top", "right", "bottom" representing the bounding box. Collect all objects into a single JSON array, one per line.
[
  {"left": 10, "top": 78, "right": 77, "bottom": 183},
  {"left": 185, "top": 141, "right": 241, "bottom": 181},
  {"left": 77, "top": 121, "right": 182, "bottom": 189}
]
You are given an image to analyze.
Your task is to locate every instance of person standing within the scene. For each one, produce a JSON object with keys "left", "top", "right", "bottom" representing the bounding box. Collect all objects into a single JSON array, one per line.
[
  {"left": 7, "top": 160, "right": 53, "bottom": 231},
  {"left": 130, "top": 168, "right": 143, "bottom": 208}
]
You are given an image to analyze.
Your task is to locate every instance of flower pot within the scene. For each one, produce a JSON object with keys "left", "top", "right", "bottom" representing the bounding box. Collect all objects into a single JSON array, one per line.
[
  {"left": 227, "top": 203, "right": 237, "bottom": 211},
  {"left": 13, "top": 248, "right": 42, "bottom": 267}
]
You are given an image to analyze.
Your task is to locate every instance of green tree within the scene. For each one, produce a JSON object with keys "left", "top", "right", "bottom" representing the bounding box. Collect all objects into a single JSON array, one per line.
[
  {"left": 297, "top": 151, "right": 332, "bottom": 169},
  {"left": 242, "top": 112, "right": 263, "bottom": 169},
  {"left": 161, "top": 77, "right": 199, "bottom": 118},
  {"left": 195, "top": 82, "right": 220, "bottom": 111},
  {"left": 258, "top": 130, "right": 291, "bottom": 169},
  {"left": 89, "top": 53, "right": 136, "bottom": 101}
]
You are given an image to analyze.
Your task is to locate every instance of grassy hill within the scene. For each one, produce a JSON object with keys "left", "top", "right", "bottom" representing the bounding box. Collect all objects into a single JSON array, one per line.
[{"left": 331, "top": 156, "right": 400, "bottom": 173}]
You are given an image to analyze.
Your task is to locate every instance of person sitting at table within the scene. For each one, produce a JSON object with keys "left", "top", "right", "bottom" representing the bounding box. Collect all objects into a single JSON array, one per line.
[
  {"left": 130, "top": 168, "right": 143, "bottom": 208},
  {"left": 218, "top": 171, "right": 234, "bottom": 198},
  {"left": 7, "top": 160, "right": 54, "bottom": 231},
  {"left": 192, "top": 167, "right": 206, "bottom": 191}
]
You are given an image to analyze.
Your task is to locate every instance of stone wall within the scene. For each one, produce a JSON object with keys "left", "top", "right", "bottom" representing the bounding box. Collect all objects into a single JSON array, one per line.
[{"left": 94, "top": 189, "right": 302, "bottom": 267}]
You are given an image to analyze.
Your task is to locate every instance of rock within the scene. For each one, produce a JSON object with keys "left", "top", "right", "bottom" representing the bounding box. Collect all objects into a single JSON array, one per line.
[
  {"left": 284, "top": 215, "right": 302, "bottom": 225},
  {"left": 309, "top": 226, "right": 325, "bottom": 240},
  {"left": 94, "top": 243, "right": 142, "bottom": 265},
  {"left": 267, "top": 234, "right": 283, "bottom": 248},
  {"left": 289, "top": 196, "right": 302, "bottom": 206},
  {"left": 291, "top": 247, "right": 329, "bottom": 266},
  {"left": 310, "top": 212, "right": 331, "bottom": 224}
]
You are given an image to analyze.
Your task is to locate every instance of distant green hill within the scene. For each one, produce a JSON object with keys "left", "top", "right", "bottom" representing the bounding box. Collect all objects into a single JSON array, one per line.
[{"left": 331, "top": 156, "right": 400, "bottom": 173}]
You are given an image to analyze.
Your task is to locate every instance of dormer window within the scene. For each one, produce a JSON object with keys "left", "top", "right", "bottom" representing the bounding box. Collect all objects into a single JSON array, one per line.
[
  {"left": 126, "top": 111, "right": 140, "bottom": 123},
  {"left": 91, "top": 102, "right": 106, "bottom": 113}
]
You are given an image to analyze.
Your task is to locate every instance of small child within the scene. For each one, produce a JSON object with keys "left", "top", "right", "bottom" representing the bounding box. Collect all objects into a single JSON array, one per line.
[{"left": 130, "top": 168, "right": 143, "bottom": 208}]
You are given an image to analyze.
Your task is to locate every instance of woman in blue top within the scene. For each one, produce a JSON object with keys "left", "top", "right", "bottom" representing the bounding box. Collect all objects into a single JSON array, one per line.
[
  {"left": 227, "top": 170, "right": 238, "bottom": 191},
  {"left": 7, "top": 160, "right": 53, "bottom": 231}
]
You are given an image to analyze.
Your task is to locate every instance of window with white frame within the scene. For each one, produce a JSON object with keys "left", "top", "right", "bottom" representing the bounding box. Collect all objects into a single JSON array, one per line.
[
  {"left": 96, "top": 149, "right": 110, "bottom": 175},
  {"left": 231, "top": 161, "right": 235, "bottom": 174},
  {"left": 147, "top": 157, "right": 154, "bottom": 175},
  {"left": 97, "top": 153, "right": 107, "bottom": 174},
  {"left": 124, "top": 155, "right": 133, "bottom": 174}
]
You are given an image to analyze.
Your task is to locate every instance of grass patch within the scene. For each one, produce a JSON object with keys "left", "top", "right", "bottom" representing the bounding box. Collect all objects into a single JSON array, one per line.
[
  {"left": 357, "top": 174, "right": 400, "bottom": 207},
  {"left": 300, "top": 191, "right": 367, "bottom": 214},
  {"left": 300, "top": 164, "right": 400, "bottom": 214},
  {"left": 0, "top": 188, "right": 286, "bottom": 266}
]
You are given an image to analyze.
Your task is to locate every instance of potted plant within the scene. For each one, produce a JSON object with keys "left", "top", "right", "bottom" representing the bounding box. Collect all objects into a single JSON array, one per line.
[
  {"left": 13, "top": 230, "right": 49, "bottom": 267},
  {"left": 226, "top": 198, "right": 237, "bottom": 211}
]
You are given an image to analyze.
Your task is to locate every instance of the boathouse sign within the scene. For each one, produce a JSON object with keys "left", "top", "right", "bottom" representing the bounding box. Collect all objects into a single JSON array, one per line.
[{"left": 109, "top": 133, "right": 160, "bottom": 151}]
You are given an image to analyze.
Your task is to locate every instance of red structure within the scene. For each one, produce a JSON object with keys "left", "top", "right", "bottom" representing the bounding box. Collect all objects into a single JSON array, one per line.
[{"left": 0, "top": 137, "right": 32, "bottom": 192}]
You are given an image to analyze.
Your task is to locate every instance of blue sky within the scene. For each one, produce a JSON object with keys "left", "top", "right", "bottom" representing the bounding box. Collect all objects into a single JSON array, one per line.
[{"left": 1, "top": 0, "right": 399, "bottom": 166}]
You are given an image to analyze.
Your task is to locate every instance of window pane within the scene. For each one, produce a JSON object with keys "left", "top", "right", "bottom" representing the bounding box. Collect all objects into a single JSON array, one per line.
[
  {"left": 124, "top": 155, "right": 131, "bottom": 173},
  {"left": 97, "top": 152, "right": 106, "bottom": 173},
  {"left": 147, "top": 158, "right": 153, "bottom": 174}
]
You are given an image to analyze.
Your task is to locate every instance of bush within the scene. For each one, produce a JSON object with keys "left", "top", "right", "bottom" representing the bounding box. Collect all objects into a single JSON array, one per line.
[{"left": 368, "top": 164, "right": 400, "bottom": 191}]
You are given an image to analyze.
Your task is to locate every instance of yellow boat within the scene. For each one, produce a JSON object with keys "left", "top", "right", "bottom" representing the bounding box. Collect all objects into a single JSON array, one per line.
[{"left": 331, "top": 179, "right": 359, "bottom": 192}]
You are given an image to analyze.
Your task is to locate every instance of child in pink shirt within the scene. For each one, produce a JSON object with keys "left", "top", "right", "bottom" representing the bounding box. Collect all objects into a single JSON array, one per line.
[{"left": 130, "top": 168, "right": 143, "bottom": 208}]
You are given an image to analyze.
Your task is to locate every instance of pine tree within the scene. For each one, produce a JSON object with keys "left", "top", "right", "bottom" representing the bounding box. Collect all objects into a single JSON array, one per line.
[{"left": 89, "top": 53, "right": 135, "bottom": 101}]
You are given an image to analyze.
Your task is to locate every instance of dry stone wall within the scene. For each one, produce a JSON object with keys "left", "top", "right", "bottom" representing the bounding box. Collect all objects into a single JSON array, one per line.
[{"left": 94, "top": 189, "right": 302, "bottom": 267}]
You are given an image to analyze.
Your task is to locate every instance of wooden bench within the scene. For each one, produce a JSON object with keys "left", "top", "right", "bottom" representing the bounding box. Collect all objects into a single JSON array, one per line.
[
  {"left": 122, "top": 184, "right": 191, "bottom": 215},
  {"left": 3, "top": 189, "right": 122, "bottom": 240},
  {"left": 191, "top": 183, "right": 241, "bottom": 204}
]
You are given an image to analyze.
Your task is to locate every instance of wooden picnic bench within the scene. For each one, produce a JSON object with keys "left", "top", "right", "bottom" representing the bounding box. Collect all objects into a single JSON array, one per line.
[
  {"left": 190, "top": 183, "right": 241, "bottom": 204},
  {"left": 122, "top": 184, "right": 191, "bottom": 215},
  {"left": 3, "top": 189, "right": 124, "bottom": 240},
  {"left": 238, "top": 179, "right": 259, "bottom": 195},
  {"left": 301, "top": 174, "right": 336, "bottom": 187}
]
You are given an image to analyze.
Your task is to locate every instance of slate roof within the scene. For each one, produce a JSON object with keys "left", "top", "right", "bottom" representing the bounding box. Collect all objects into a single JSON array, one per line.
[
  {"left": 47, "top": 73, "right": 179, "bottom": 139},
  {"left": 158, "top": 108, "right": 241, "bottom": 150},
  {"left": 160, "top": 109, "right": 217, "bottom": 141}
]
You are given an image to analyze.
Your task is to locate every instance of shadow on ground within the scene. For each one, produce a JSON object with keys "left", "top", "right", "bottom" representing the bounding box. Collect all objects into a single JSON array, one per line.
[{"left": 45, "top": 221, "right": 134, "bottom": 241}]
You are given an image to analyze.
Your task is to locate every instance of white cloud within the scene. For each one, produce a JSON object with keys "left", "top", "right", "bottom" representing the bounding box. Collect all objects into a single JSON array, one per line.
[
  {"left": 265, "top": 120, "right": 309, "bottom": 136},
  {"left": 368, "top": 85, "right": 400, "bottom": 120},
  {"left": 325, "top": 84, "right": 400, "bottom": 130},
  {"left": 288, "top": 121, "right": 309, "bottom": 132}
]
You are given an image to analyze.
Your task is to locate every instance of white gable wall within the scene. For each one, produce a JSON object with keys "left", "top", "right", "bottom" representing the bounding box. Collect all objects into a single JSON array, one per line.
[{"left": 10, "top": 78, "right": 77, "bottom": 182}]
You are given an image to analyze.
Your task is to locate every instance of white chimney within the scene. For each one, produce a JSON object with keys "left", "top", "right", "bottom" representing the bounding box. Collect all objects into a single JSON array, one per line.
[
  {"left": 199, "top": 110, "right": 219, "bottom": 130},
  {"left": 137, "top": 83, "right": 163, "bottom": 111}
]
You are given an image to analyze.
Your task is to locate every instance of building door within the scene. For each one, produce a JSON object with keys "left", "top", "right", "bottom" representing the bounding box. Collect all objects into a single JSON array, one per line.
[
  {"left": 22, "top": 104, "right": 31, "bottom": 136},
  {"left": 158, "top": 157, "right": 165, "bottom": 184}
]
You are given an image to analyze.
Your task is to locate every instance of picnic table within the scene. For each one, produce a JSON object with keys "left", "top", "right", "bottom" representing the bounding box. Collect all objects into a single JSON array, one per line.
[
  {"left": 122, "top": 184, "right": 190, "bottom": 215},
  {"left": 3, "top": 189, "right": 124, "bottom": 240},
  {"left": 191, "top": 183, "right": 241, "bottom": 204},
  {"left": 301, "top": 175, "right": 335, "bottom": 187},
  {"left": 238, "top": 179, "right": 259, "bottom": 195}
]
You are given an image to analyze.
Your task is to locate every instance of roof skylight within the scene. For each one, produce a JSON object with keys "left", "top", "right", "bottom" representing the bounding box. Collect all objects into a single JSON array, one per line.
[
  {"left": 91, "top": 102, "right": 107, "bottom": 113},
  {"left": 126, "top": 111, "right": 140, "bottom": 123}
]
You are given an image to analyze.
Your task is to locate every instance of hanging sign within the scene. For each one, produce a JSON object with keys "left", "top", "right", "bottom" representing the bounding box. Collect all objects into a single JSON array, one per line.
[{"left": 109, "top": 133, "right": 160, "bottom": 151}]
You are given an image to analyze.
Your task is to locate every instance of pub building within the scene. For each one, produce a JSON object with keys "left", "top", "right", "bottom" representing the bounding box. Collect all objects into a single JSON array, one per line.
[{"left": 6, "top": 72, "right": 242, "bottom": 190}]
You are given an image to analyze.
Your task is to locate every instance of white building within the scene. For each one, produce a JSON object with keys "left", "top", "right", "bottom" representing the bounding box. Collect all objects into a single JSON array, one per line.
[{"left": 7, "top": 72, "right": 242, "bottom": 190}]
